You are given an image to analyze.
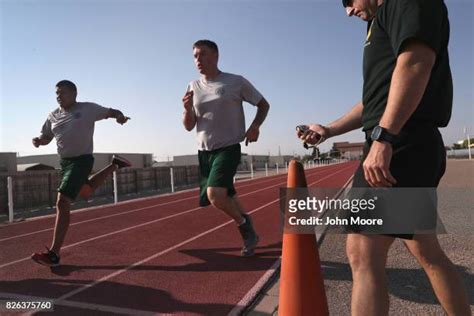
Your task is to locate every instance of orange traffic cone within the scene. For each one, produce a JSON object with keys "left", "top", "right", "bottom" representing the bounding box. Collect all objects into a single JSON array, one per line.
[{"left": 279, "top": 160, "right": 329, "bottom": 316}]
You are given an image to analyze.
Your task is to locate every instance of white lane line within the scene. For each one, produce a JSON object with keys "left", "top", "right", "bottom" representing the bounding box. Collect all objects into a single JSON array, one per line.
[
  {"left": 0, "top": 170, "right": 298, "bottom": 242},
  {"left": 56, "top": 166, "right": 355, "bottom": 302},
  {"left": 228, "top": 258, "right": 281, "bottom": 316},
  {"left": 0, "top": 166, "right": 351, "bottom": 270},
  {"left": 0, "top": 165, "right": 343, "bottom": 242},
  {"left": 56, "top": 200, "right": 280, "bottom": 301},
  {"left": 229, "top": 168, "right": 356, "bottom": 315},
  {"left": 1, "top": 163, "right": 346, "bottom": 228}
]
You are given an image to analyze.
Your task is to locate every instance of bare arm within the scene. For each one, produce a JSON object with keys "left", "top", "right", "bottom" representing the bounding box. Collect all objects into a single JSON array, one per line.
[
  {"left": 363, "top": 39, "right": 436, "bottom": 187},
  {"left": 245, "top": 98, "right": 270, "bottom": 145},
  {"left": 379, "top": 39, "right": 436, "bottom": 134},
  {"left": 183, "top": 109, "right": 196, "bottom": 131},
  {"left": 107, "top": 108, "right": 130, "bottom": 125},
  {"left": 32, "top": 135, "right": 53, "bottom": 147},
  {"left": 326, "top": 101, "right": 363, "bottom": 137},
  {"left": 250, "top": 98, "right": 270, "bottom": 128},
  {"left": 33, "top": 118, "right": 54, "bottom": 148},
  {"left": 182, "top": 91, "right": 196, "bottom": 131},
  {"left": 299, "top": 101, "right": 363, "bottom": 145}
]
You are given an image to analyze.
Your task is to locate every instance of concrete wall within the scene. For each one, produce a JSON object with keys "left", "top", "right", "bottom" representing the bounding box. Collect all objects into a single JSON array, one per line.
[
  {"left": 169, "top": 154, "right": 294, "bottom": 171},
  {"left": 173, "top": 154, "right": 288, "bottom": 170},
  {"left": 269, "top": 155, "right": 293, "bottom": 167},
  {"left": 447, "top": 148, "right": 473, "bottom": 159},
  {"left": 17, "top": 154, "right": 59, "bottom": 169},
  {"left": 0, "top": 153, "right": 17, "bottom": 173},
  {"left": 341, "top": 150, "right": 363, "bottom": 160},
  {"left": 242, "top": 155, "right": 269, "bottom": 169},
  {"left": 173, "top": 155, "right": 199, "bottom": 166},
  {"left": 17, "top": 153, "right": 153, "bottom": 172},
  {"left": 91, "top": 153, "right": 153, "bottom": 171},
  {"left": 0, "top": 165, "right": 199, "bottom": 214}
]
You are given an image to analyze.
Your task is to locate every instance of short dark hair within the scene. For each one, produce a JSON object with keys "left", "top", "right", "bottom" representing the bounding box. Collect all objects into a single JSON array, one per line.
[
  {"left": 193, "top": 40, "right": 219, "bottom": 54},
  {"left": 56, "top": 80, "right": 77, "bottom": 93},
  {"left": 342, "top": 0, "right": 352, "bottom": 8}
]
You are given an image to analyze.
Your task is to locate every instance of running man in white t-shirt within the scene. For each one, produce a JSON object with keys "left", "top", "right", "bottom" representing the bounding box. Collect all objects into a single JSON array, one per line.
[
  {"left": 182, "top": 40, "right": 270, "bottom": 256},
  {"left": 31, "top": 80, "right": 132, "bottom": 266}
]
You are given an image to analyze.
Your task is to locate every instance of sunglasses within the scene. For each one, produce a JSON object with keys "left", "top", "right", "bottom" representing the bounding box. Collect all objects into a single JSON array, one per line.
[{"left": 342, "top": 0, "right": 353, "bottom": 8}]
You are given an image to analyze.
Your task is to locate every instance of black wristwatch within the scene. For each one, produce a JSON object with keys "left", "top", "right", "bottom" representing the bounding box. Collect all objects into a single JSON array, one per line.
[{"left": 370, "top": 125, "right": 397, "bottom": 144}]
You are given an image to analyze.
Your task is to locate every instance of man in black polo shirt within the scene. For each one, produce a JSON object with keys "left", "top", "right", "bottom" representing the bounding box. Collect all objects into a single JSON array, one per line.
[{"left": 297, "top": 0, "right": 469, "bottom": 314}]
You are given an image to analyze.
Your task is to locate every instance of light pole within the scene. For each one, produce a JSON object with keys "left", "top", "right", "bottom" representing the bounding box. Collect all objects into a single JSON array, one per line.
[
  {"left": 464, "top": 127, "right": 472, "bottom": 160},
  {"left": 468, "top": 134, "right": 472, "bottom": 160}
]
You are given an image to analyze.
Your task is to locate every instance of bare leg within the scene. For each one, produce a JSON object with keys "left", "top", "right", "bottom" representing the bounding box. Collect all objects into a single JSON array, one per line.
[
  {"left": 404, "top": 234, "right": 470, "bottom": 316},
  {"left": 50, "top": 193, "right": 72, "bottom": 255},
  {"left": 207, "top": 187, "right": 258, "bottom": 256},
  {"left": 207, "top": 187, "right": 244, "bottom": 224},
  {"left": 230, "top": 195, "right": 246, "bottom": 215},
  {"left": 347, "top": 234, "right": 395, "bottom": 316},
  {"left": 79, "top": 163, "right": 118, "bottom": 199}
]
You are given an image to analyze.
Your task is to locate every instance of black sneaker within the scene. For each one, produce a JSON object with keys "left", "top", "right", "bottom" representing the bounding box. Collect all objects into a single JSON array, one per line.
[
  {"left": 238, "top": 213, "right": 259, "bottom": 257},
  {"left": 112, "top": 155, "right": 132, "bottom": 169},
  {"left": 31, "top": 247, "right": 60, "bottom": 267}
]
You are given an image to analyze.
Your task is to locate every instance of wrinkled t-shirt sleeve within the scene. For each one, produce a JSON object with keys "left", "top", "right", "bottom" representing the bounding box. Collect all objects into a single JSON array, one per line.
[
  {"left": 40, "top": 116, "right": 54, "bottom": 140},
  {"left": 89, "top": 103, "right": 111, "bottom": 121},
  {"left": 240, "top": 76, "right": 263, "bottom": 106},
  {"left": 380, "top": 0, "right": 444, "bottom": 56}
]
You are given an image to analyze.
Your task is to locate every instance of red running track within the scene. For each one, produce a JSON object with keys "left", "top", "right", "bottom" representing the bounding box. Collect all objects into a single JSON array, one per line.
[{"left": 0, "top": 161, "right": 358, "bottom": 315}]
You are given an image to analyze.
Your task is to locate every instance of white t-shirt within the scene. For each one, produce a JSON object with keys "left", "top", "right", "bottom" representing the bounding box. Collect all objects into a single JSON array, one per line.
[
  {"left": 40, "top": 102, "right": 110, "bottom": 158},
  {"left": 188, "top": 72, "right": 263, "bottom": 151}
]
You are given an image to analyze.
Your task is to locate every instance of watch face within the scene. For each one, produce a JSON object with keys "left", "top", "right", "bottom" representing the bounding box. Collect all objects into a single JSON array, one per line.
[{"left": 371, "top": 126, "right": 382, "bottom": 140}]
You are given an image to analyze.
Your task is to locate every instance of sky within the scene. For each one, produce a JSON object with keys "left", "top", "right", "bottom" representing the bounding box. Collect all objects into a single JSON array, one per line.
[{"left": 1, "top": 0, "right": 472, "bottom": 161}]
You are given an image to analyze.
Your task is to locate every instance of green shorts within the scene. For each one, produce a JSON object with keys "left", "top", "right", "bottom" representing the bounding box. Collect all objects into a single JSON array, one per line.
[
  {"left": 58, "top": 154, "right": 94, "bottom": 200},
  {"left": 198, "top": 143, "right": 241, "bottom": 207}
]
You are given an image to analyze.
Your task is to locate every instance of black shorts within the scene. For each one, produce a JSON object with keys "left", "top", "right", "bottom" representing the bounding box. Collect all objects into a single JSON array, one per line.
[{"left": 350, "top": 127, "right": 446, "bottom": 239}]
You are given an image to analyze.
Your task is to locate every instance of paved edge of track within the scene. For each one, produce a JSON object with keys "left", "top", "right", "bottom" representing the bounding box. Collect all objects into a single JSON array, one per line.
[{"left": 228, "top": 172, "right": 356, "bottom": 316}]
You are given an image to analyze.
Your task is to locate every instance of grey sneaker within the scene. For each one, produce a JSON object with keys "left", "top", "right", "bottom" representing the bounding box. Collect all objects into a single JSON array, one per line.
[{"left": 238, "top": 213, "right": 259, "bottom": 257}]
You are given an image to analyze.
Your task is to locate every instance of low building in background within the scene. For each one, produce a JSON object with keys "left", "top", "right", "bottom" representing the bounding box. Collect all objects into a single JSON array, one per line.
[
  {"left": 332, "top": 142, "right": 364, "bottom": 160},
  {"left": 241, "top": 154, "right": 268, "bottom": 170},
  {"left": 17, "top": 163, "right": 55, "bottom": 172},
  {"left": 17, "top": 153, "right": 153, "bottom": 172},
  {"left": 164, "top": 153, "right": 294, "bottom": 171},
  {"left": 172, "top": 155, "right": 199, "bottom": 166},
  {"left": 268, "top": 155, "right": 294, "bottom": 168}
]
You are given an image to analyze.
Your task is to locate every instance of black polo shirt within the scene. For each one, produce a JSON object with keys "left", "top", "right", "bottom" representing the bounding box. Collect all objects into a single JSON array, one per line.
[{"left": 362, "top": 0, "right": 452, "bottom": 131}]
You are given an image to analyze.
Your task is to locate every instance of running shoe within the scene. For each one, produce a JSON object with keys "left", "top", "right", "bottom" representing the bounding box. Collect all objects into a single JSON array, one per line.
[
  {"left": 31, "top": 247, "right": 60, "bottom": 267},
  {"left": 238, "top": 213, "right": 259, "bottom": 257}
]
